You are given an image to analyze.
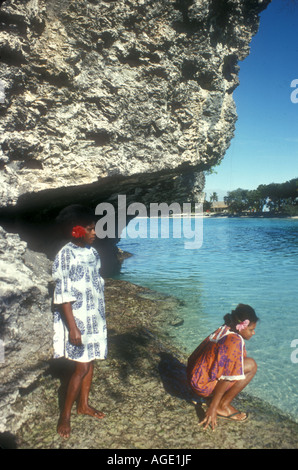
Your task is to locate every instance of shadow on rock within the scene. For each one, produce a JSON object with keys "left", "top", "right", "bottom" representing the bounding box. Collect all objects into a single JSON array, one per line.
[
  {"left": 158, "top": 352, "right": 194, "bottom": 402},
  {"left": 158, "top": 352, "right": 206, "bottom": 421},
  {"left": 0, "top": 432, "right": 18, "bottom": 449},
  {"left": 45, "top": 358, "right": 75, "bottom": 413},
  {"left": 109, "top": 329, "right": 155, "bottom": 381}
]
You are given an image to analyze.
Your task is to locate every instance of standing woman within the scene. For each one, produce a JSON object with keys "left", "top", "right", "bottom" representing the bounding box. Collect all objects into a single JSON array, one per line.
[
  {"left": 52, "top": 205, "right": 107, "bottom": 438},
  {"left": 187, "top": 304, "right": 259, "bottom": 431}
]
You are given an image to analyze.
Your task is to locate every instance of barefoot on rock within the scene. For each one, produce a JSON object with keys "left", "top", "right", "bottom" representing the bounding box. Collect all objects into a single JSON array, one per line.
[
  {"left": 77, "top": 405, "right": 105, "bottom": 419},
  {"left": 57, "top": 416, "right": 71, "bottom": 439}
]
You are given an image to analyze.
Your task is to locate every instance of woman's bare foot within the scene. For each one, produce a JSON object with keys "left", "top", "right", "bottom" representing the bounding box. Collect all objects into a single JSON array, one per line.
[
  {"left": 57, "top": 416, "right": 71, "bottom": 439},
  {"left": 77, "top": 404, "right": 105, "bottom": 419}
]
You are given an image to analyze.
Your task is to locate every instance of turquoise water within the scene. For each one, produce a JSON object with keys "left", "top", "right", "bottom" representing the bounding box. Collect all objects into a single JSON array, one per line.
[{"left": 116, "top": 217, "right": 298, "bottom": 423}]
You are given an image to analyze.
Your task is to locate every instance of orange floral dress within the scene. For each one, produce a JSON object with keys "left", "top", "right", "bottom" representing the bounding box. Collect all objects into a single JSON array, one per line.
[{"left": 187, "top": 326, "right": 246, "bottom": 397}]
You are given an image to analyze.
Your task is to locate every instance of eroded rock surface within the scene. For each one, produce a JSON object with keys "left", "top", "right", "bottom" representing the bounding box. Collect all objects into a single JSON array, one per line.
[
  {"left": 0, "top": 227, "right": 52, "bottom": 433},
  {"left": 0, "top": 0, "right": 270, "bottom": 211}
]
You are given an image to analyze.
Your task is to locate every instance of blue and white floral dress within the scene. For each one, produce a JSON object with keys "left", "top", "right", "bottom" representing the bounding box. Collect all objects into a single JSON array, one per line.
[{"left": 52, "top": 242, "right": 107, "bottom": 362}]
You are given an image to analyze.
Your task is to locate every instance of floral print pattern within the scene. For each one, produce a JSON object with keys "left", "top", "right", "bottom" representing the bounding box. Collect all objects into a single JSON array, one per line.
[
  {"left": 187, "top": 326, "right": 246, "bottom": 397},
  {"left": 52, "top": 242, "right": 107, "bottom": 362}
]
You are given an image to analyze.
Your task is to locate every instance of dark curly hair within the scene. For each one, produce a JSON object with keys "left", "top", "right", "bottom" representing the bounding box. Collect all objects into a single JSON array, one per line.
[
  {"left": 55, "top": 204, "right": 96, "bottom": 238},
  {"left": 224, "top": 304, "right": 259, "bottom": 333}
]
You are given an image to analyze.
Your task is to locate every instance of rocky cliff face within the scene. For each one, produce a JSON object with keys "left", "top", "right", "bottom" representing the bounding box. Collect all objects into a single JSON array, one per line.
[
  {"left": 0, "top": 0, "right": 271, "bottom": 435},
  {"left": 0, "top": 0, "right": 270, "bottom": 212},
  {"left": 0, "top": 227, "right": 53, "bottom": 434}
]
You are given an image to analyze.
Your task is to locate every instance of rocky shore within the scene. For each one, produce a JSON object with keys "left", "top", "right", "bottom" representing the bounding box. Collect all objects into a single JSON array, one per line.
[{"left": 2, "top": 278, "right": 298, "bottom": 450}]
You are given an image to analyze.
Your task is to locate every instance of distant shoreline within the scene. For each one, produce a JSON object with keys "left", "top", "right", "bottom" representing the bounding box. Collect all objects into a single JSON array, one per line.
[
  {"left": 146, "top": 213, "right": 298, "bottom": 219},
  {"left": 203, "top": 213, "right": 298, "bottom": 219}
]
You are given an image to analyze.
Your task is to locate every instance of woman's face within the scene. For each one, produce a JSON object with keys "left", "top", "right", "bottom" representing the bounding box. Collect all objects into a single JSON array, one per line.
[
  {"left": 240, "top": 322, "right": 257, "bottom": 340},
  {"left": 83, "top": 223, "right": 96, "bottom": 245}
]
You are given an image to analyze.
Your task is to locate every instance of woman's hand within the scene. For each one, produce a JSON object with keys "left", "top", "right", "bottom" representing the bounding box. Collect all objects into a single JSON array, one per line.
[
  {"left": 61, "top": 302, "right": 82, "bottom": 346},
  {"left": 69, "top": 325, "right": 82, "bottom": 346},
  {"left": 199, "top": 405, "right": 218, "bottom": 431},
  {"left": 198, "top": 380, "right": 231, "bottom": 431}
]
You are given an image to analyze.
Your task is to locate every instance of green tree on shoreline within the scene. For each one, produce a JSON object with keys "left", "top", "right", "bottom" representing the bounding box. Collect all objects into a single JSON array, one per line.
[{"left": 223, "top": 178, "right": 298, "bottom": 215}]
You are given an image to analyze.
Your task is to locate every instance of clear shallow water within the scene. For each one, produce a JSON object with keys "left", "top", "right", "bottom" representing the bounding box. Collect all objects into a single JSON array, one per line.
[{"left": 116, "top": 217, "right": 298, "bottom": 423}]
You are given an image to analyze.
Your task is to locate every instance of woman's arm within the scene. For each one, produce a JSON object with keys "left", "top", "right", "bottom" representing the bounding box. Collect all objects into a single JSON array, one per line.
[
  {"left": 61, "top": 302, "right": 82, "bottom": 346},
  {"left": 199, "top": 380, "right": 231, "bottom": 431}
]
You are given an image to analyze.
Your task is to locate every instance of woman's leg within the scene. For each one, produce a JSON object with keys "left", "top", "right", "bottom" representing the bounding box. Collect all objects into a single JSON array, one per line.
[
  {"left": 217, "top": 357, "right": 257, "bottom": 419},
  {"left": 57, "top": 361, "right": 90, "bottom": 438},
  {"left": 77, "top": 361, "right": 105, "bottom": 419}
]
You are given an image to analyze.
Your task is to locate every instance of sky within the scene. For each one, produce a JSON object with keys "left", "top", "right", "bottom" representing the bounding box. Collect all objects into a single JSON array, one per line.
[{"left": 204, "top": 0, "right": 298, "bottom": 201}]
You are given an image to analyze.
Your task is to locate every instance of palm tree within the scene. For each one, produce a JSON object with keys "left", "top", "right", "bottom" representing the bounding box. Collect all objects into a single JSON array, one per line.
[{"left": 209, "top": 192, "right": 218, "bottom": 203}]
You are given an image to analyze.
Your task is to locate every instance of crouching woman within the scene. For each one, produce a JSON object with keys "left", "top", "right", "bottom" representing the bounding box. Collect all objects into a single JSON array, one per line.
[{"left": 187, "top": 304, "right": 259, "bottom": 430}]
